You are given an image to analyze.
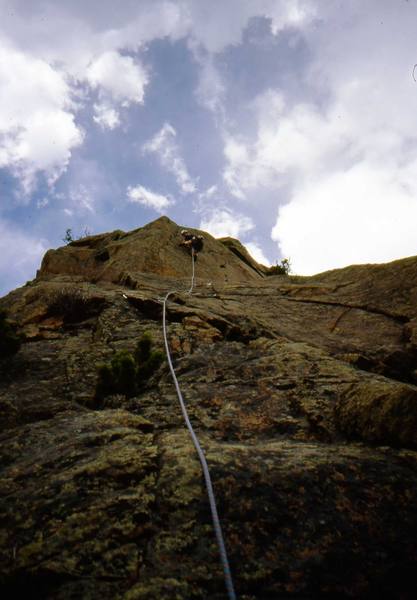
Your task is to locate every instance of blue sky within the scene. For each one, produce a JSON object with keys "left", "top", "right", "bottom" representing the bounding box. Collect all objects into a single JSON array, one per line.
[{"left": 1, "top": 0, "right": 417, "bottom": 296}]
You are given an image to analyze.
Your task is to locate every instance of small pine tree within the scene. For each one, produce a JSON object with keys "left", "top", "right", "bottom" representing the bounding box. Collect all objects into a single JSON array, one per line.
[
  {"left": 134, "top": 332, "right": 152, "bottom": 364},
  {"left": 110, "top": 351, "right": 137, "bottom": 398},
  {"left": 63, "top": 227, "right": 91, "bottom": 244},
  {"left": 95, "top": 332, "right": 164, "bottom": 400},
  {"left": 280, "top": 258, "right": 291, "bottom": 274},
  {"left": 96, "top": 364, "right": 114, "bottom": 398},
  {"left": 136, "top": 349, "right": 164, "bottom": 385},
  {"left": 63, "top": 228, "right": 74, "bottom": 244}
]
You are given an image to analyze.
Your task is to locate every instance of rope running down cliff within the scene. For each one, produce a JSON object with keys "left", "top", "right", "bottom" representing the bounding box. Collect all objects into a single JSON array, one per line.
[{"left": 162, "top": 250, "right": 237, "bottom": 600}]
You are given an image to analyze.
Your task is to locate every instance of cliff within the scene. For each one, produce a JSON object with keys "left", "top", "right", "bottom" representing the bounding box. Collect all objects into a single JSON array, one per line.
[{"left": 1, "top": 216, "right": 417, "bottom": 599}]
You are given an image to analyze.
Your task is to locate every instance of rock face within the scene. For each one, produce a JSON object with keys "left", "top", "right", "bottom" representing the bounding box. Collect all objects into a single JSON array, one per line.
[
  {"left": 1, "top": 216, "right": 417, "bottom": 599},
  {"left": 38, "top": 217, "right": 265, "bottom": 285}
]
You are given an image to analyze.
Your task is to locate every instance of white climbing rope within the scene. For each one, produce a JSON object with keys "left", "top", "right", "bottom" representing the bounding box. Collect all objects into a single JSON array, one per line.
[
  {"left": 186, "top": 247, "right": 196, "bottom": 295},
  {"left": 162, "top": 250, "right": 237, "bottom": 600}
]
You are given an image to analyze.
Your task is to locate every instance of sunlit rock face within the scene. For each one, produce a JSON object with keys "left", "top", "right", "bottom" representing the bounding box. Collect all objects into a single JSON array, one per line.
[
  {"left": 1, "top": 217, "right": 417, "bottom": 599},
  {"left": 38, "top": 216, "right": 267, "bottom": 286}
]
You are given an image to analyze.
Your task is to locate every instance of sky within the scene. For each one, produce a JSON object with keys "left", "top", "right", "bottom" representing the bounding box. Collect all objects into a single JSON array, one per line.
[{"left": 1, "top": 0, "right": 417, "bottom": 296}]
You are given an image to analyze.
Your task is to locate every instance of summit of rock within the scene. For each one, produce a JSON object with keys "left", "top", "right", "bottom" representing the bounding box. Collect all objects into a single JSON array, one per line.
[
  {"left": 38, "top": 216, "right": 266, "bottom": 287},
  {"left": 1, "top": 218, "right": 417, "bottom": 599}
]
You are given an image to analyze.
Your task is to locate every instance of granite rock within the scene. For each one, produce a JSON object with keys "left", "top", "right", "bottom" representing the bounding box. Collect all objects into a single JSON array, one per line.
[{"left": 1, "top": 217, "right": 417, "bottom": 599}]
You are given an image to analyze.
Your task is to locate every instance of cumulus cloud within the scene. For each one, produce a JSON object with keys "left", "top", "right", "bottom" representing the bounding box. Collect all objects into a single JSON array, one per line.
[
  {"left": 199, "top": 185, "right": 218, "bottom": 200},
  {"left": 188, "top": 1, "right": 315, "bottom": 121},
  {"left": 92, "top": 103, "right": 121, "bottom": 130},
  {"left": 0, "top": 0, "right": 316, "bottom": 192},
  {"left": 222, "top": 2, "right": 417, "bottom": 272},
  {"left": 192, "top": 48, "right": 226, "bottom": 117},
  {"left": 222, "top": 90, "right": 347, "bottom": 197},
  {"left": 272, "top": 164, "right": 417, "bottom": 275},
  {"left": 86, "top": 51, "right": 148, "bottom": 130},
  {"left": 87, "top": 51, "right": 148, "bottom": 103},
  {"left": 183, "top": 0, "right": 315, "bottom": 53},
  {"left": 127, "top": 184, "right": 173, "bottom": 213},
  {"left": 0, "top": 8, "right": 154, "bottom": 189},
  {"left": 267, "top": 0, "right": 316, "bottom": 35},
  {"left": 143, "top": 123, "right": 197, "bottom": 194},
  {"left": 68, "top": 185, "right": 96, "bottom": 213},
  {"left": 4, "top": 0, "right": 416, "bottom": 286},
  {"left": 0, "top": 219, "right": 47, "bottom": 295},
  {"left": 200, "top": 208, "right": 253, "bottom": 238},
  {"left": 0, "top": 40, "right": 83, "bottom": 193},
  {"left": 2, "top": 1, "right": 314, "bottom": 62},
  {"left": 223, "top": 137, "right": 252, "bottom": 199}
]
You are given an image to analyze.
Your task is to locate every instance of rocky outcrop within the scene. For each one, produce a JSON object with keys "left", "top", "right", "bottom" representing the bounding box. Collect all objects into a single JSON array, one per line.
[
  {"left": 38, "top": 217, "right": 266, "bottom": 286},
  {"left": 1, "top": 217, "right": 417, "bottom": 599}
]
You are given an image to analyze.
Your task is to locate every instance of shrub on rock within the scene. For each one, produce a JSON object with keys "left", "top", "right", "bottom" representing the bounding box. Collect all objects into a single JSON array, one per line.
[
  {"left": 266, "top": 258, "right": 291, "bottom": 276},
  {"left": 47, "top": 287, "right": 105, "bottom": 323},
  {"left": 95, "top": 332, "right": 164, "bottom": 399}
]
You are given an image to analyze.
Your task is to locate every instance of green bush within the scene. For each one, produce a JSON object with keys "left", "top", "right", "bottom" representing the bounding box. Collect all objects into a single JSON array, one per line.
[
  {"left": 95, "top": 332, "right": 164, "bottom": 399},
  {"left": 63, "top": 227, "right": 92, "bottom": 244},
  {"left": 0, "top": 310, "right": 22, "bottom": 360},
  {"left": 137, "top": 349, "right": 164, "bottom": 382},
  {"left": 134, "top": 331, "right": 152, "bottom": 364},
  {"left": 63, "top": 228, "right": 74, "bottom": 244},
  {"left": 266, "top": 258, "right": 291, "bottom": 276}
]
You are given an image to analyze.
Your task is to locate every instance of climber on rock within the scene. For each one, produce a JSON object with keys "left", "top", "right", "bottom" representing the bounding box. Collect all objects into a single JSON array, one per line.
[{"left": 180, "top": 229, "right": 204, "bottom": 259}]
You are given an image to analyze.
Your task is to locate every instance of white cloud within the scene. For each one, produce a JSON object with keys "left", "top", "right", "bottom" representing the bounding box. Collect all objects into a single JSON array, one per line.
[
  {"left": 271, "top": 2, "right": 417, "bottom": 275},
  {"left": 222, "top": 2, "right": 417, "bottom": 272},
  {"left": 268, "top": 0, "right": 316, "bottom": 35},
  {"left": 187, "top": 1, "right": 315, "bottom": 122},
  {"left": 0, "top": 0, "right": 317, "bottom": 193},
  {"left": 0, "top": 219, "right": 47, "bottom": 296},
  {"left": 243, "top": 241, "right": 271, "bottom": 266},
  {"left": 2, "top": 1, "right": 314, "bottom": 61},
  {"left": 127, "top": 184, "right": 173, "bottom": 213},
  {"left": 86, "top": 51, "right": 148, "bottom": 131},
  {"left": 143, "top": 123, "right": 197, "bottom": 194},
  {"left": 272, "top": 163, "right": 417, "bottom": 275},
  {"left": 183, "top": 0, "right": 315, "bottom": 53},
  {"left": 4, "top": 0, "right": 417, "bottom": 283},
  {"left": 0, "top": 40, "right": 83, "bottom": 194},
  {"left": 199, "top": 185, "right": 218, "bottom": 200},
  {"left": 223, "top": 90, "right": 348, "bottom": 198},
  {"left": 223, "top": 137, "right": 252, "bottom": 199},
  {"left": 69, "top": 185, "right": 95, "bottom": 213},
  {"left": 200, "top": 208, "right": 253, "bottom": 238},
  {"left": 86, "top": 50, "right": 148, "bottom": 104},
  {"left": 193, "top": 48, "right": 225, "bottom": 117},
  {"left": 93, "top": 102, "right": 120, "bottom": 129},
  {"left": 37, "top": 198, "right": 49, "bottom": 209}
]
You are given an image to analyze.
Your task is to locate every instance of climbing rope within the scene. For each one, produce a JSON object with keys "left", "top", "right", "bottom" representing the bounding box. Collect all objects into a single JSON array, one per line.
[
  {"left": 162, "top": 250, "right": 237, "bottom": 600},
  {"left": 186, "top": 247, "right": 196, "bottom": 295}
]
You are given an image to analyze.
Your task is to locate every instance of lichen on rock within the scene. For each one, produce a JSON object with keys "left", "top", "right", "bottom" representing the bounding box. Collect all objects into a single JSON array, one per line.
[{"left": 1, "top": 217, "right": 417, "bottom": 598}]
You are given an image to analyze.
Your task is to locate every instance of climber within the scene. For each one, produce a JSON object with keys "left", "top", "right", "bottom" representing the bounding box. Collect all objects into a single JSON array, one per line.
[{"left": 180, "top": 229, "right": 204, "bottom": 259}]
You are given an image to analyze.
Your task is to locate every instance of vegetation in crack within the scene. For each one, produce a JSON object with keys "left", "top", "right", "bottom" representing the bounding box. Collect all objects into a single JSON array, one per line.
[
  {"left": 47, "top": 287, "right": 106, "bottom": 324},
  {"left": 62, "top": 227, "right": 92, "bottom": 244},
  {"left": 95, "top": 332, "right": 164, "bottom": 400},
  {"left": 266, "top": 258, "right": 291, "bottom": 276}
]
